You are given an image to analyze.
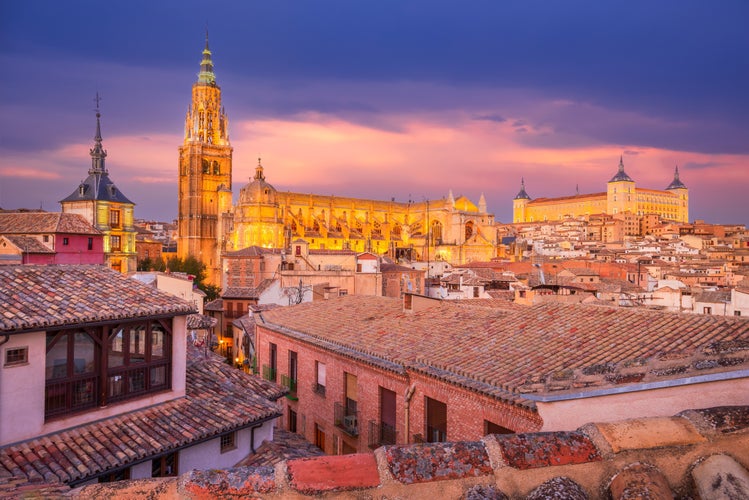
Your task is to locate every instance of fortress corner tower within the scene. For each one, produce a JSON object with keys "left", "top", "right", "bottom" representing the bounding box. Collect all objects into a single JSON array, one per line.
[{"left": 177, "top": 35, "right": 233, "bottom": 285}]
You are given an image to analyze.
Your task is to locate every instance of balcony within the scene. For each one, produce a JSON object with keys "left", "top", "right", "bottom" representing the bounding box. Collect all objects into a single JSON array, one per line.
[
  {"left": 334, "top": 402, "right": 359, "bottom": 437},
  {"left": 368, "top": 420, "right": 397, "bottom": 449},
  {"left": 281, "top": 374, "right": 298, "bottom": 400},
  {"left": 262, "top": 365, "right": 277, "bottom": 382}
]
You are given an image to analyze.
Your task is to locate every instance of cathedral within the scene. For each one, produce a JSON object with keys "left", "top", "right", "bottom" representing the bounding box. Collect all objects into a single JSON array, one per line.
[
  {"left": 177, "top": 38, "right": 497, "bottom": 286},
  {"left": 513, "top": 157, "right": 689, "bottom": 224}
]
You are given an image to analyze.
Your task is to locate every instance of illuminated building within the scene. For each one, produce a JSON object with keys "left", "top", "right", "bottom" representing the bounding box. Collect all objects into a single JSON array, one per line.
[
  {"left": 513, "top": 157, "right": 689, "bottom": 229},
  {"left": 60, "top": 101, "right": 136, "bottom": 273},
  {"left": 177, "top": 35, "right": 233, "bottom": 285},
  {"left": 178, "top": 39, "right": 497, "bottom": 285}
]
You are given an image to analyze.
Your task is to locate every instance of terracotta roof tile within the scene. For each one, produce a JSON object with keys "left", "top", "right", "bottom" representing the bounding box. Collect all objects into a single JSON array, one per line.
[
  {"left": 0, "top": 266, "right": 195, "bottom": 333},
  {"left": 0, "top": 212, "right": 100, "bottom": 235},
  {"left": 0, "top": 343, "right": 284, "bottom": 486},
  {"left": 260, "top": 296, "right": 749, "bottom": 406},
  {"left": 0, "top": 235, "right": 54, "bottom": 253}
]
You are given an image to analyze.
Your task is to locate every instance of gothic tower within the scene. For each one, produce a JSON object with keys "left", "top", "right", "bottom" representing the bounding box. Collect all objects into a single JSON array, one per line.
[
  {"left": 606, "top": 156, "right": 636, "bottom": 216},
  {"left": 177, "top": 35, "right": 233, "bottom": 285},
  {"left": 61, "top": 97, "right": 137, "bottom": 273}
]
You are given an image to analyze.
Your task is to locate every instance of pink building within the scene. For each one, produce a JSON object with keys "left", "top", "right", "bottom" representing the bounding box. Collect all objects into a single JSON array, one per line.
[{"left": 0, "top": 212, "right": 104, "bottom": 265}]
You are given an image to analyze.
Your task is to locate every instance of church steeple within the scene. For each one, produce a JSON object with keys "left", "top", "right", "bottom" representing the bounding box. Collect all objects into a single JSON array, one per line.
[
  {"left": 89, "top": 93, "right": 107, "bottom": 175},
  {"left": 609, "top": 155, "right": 634, "bottom": 183},
  {"left": 514, "top": 178, "right": 530, "bottom": 200},
  {"left": 666, "top": 165, "right": 687, "bottom": 190},
  {"left": 197, "top": 32, "right": 216, "bottom": 86}
]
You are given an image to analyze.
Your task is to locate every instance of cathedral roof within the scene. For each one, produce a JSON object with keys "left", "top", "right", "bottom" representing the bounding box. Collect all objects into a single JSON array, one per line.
[
  {"left": 666, "top": 165, "right": 687, "bottom": 190},
  {"left": 609, "top": 156, "right": 635, "bottom": 182},
  {"left": 238, "top": 158, "right": 278, "bottom": 205},
  {"left": 514, "top": 178, "right": 531, "bottom": 200}
]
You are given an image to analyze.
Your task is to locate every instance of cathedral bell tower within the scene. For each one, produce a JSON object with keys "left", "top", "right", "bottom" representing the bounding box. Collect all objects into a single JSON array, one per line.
[{"left": 177, "top": 34, "right": 233, "bottom": 286}]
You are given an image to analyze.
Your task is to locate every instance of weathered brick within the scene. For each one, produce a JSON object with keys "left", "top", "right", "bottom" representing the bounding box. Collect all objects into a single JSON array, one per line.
[
  {"left": 384, "top": 441, "right": 493, "bottom": 484},
  {"left": 609, "top": 463, "right": 673, "bottom": 500},
  {"left": 495, "top": 431, "right": 601, "bottom": 470},
  {"left": 287, "top": 454, "right": 380, "bottom": 493},
  {"left": 526, "top": 476, "right": 589, "bottom": 499},
  {"left": 692, "top": 454, "right": 749, "bottom": 500},
  {"left": 179, "top": 467, "right": 276, "bottom": 497}
]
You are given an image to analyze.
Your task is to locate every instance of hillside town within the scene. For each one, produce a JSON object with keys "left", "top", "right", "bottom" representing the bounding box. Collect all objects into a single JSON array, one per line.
[{"left": 2, "top": 21, "right": 749, "bottom": 499}]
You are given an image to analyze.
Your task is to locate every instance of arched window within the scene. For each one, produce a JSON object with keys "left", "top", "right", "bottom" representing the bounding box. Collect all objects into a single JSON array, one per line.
[
  {"left": 465, "top": 221, "right": 474, "bottom": 240},
  {"left": 431, "top": 220, "right": 443, "bottom": 246}
]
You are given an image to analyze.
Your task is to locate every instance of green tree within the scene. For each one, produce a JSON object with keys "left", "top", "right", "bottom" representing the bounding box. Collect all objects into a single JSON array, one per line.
[{"left": 164, "top": 256, "right": 220, "bottom": 302}]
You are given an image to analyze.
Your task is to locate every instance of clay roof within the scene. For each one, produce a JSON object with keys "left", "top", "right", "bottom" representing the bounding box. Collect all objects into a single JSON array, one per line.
[
  {"left": 204, "top": 298, "right": 224, "bottom": 311},
  {"left": 48, "top": 405, "right": 749, "bottom": 499},
  {"left": 223, "top": 279, "right": 275, "bottom": 299},
  {"left": 381, "top": 263, "right": 421, "bottom": 273},
  {"left": 235, "top": 429, "right": 324, "bottom": 468},
  {"left": 0, "top": 235, "right": 54, "bottom": 253},
  {"left": 0, "top": 265, "right": 196, "bottom": 334},
  {"left": 224, "top": 246, "right": 283, "bottom": 257},
  {"left": 260, "top": 296, "right": 749, "bottom": 407},
  {"left": 0, "top": 344, "right": 284, "bottom": 486},
  {"left": 0, "top": 212, "right": 101, "bottom": 235},
  {"left": 186, "top": 313, "right": 218, "bottom": 330}
]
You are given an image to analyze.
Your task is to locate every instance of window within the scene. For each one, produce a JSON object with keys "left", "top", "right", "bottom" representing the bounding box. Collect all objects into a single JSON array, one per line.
[
  {"left": 109, "top": 210, "right": 121, "bottom": 228},
  {"left": 220, "top": 432, "right": 237, "bottom": 453},
  {"left": 704, "top": 307, "right": 712, "bottom": 314},
  {"left": 339, "top": 289, "right": 348, "bottom": 296},
  {"left": 263, "top": 343, "right": 277, "bottom": 382},
  {"left": 425, "top": 397, "right": 447, "bottom": 443},
  {"left": 110, "top": 235, "right": 121, "bottom": 251},
  {"left": 283, "top": 350, "right": 298, "bottom": 399},
  {"left": 98, "top": 468, "right": 131, "bottom": 483},
  {"left": 45, "top": 320, "right": 172, "bottom": 419},
  {"left": 379, "top": 387, "right": 397, "bottom": 446},
  {"left": 152, "top": 452, "right": 178, "bottom": 477},
  {"left": 63, "top": 237, "right": 69, "bottom": 246},
  {"left": 314, "top": 361, "right": 326, "bottom": 396},
  {"left": 735, "top": 311, "right": 742, "bottom": 317},
  {"left": 4, "top": 346, "right": 28, "bottom": 366},
  {"left": 87, "top": 237, "right": 93, "bottom": 251},
  {"left": 473, "top": 287, "right": 479, "bottom": 298},
  {"left": 43, "top": 235, "right": 49, "bottom": 243},
  {"left": 485, "top": 420, "right": 514, "bottom": 435},
  {"left": 288, "top": 408, "right": 298, "bottom": 433},
  {"left": 315, "top": 424, "right": 326, "bottom": 452}
]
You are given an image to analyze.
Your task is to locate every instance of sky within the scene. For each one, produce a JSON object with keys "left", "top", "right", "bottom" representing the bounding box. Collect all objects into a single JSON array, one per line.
[{"left": 1, "top": 1, "right": 748, "bottom": 225}]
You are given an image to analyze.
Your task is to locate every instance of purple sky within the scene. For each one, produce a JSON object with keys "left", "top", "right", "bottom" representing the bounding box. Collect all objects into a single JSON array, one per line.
[{"left": 1, "top": 1, "right": 748, "bottom": 225}]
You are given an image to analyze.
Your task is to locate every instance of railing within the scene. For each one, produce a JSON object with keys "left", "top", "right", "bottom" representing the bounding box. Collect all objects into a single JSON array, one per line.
[
  {"left": 45, "top": 374, "right": 98, "bottom": 418},
  {"left": 368, "top": 420, "right": 397, "bottom": 448},
  {"left": 312, "top": 382, "right": 326, "bottom": 397},
  {"left": 280, "top": 375, "right": 298, "bottom": 400},
  {"left": 262, "top": 365, "right": 277, "bottom": 382},
  {"left": 334, "top": 402, "right": 359, "bottom": 437}
]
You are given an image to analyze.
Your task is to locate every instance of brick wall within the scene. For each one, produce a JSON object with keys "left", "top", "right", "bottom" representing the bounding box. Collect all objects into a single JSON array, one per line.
[{"left": 256, "top": 324, "right": 541, "bottom": 454}]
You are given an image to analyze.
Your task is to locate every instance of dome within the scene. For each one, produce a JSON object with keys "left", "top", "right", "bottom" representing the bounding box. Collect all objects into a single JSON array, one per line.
[{"left": 239, "top": 159, "right": 277, "bottom": 205}]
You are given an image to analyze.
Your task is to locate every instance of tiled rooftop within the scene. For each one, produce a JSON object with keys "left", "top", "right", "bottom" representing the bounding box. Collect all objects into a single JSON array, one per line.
[
  {"left": 0, "top": 266, "right": 196, "bottom": 334},
  {"left": 0, "top": 235, "right": 54, "bottom": 253},
  {"left": 0, "top": 344, "right": 285, "bottom": 486},
  {"left": 223, "top": 279, "right": 274, "bottom": 299},
  {"left": 260, "top": 295, "right": 749, "bottom": 407},
  {"left": 57, "top": 405, "right": 749, "bottom": 499},
  {"left": 236, "top": 429, "right": 324, "bottom": 468},
  {"left": 0, "top": 212, "right": 100, "bottom": 235}
]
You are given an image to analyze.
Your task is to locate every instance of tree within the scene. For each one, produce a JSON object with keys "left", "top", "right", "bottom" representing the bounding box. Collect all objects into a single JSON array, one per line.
[{"left": 163, "top": 255, "right": 220, "bottom": 301}]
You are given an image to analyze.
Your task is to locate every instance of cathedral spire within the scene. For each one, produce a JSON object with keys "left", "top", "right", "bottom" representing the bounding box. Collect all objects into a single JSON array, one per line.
[
  {"left": 197, "top": 31, "right": 217, "bottom": 86},
  {"left": 89, "top": 93, "right": 107, "bottom": 175}
]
